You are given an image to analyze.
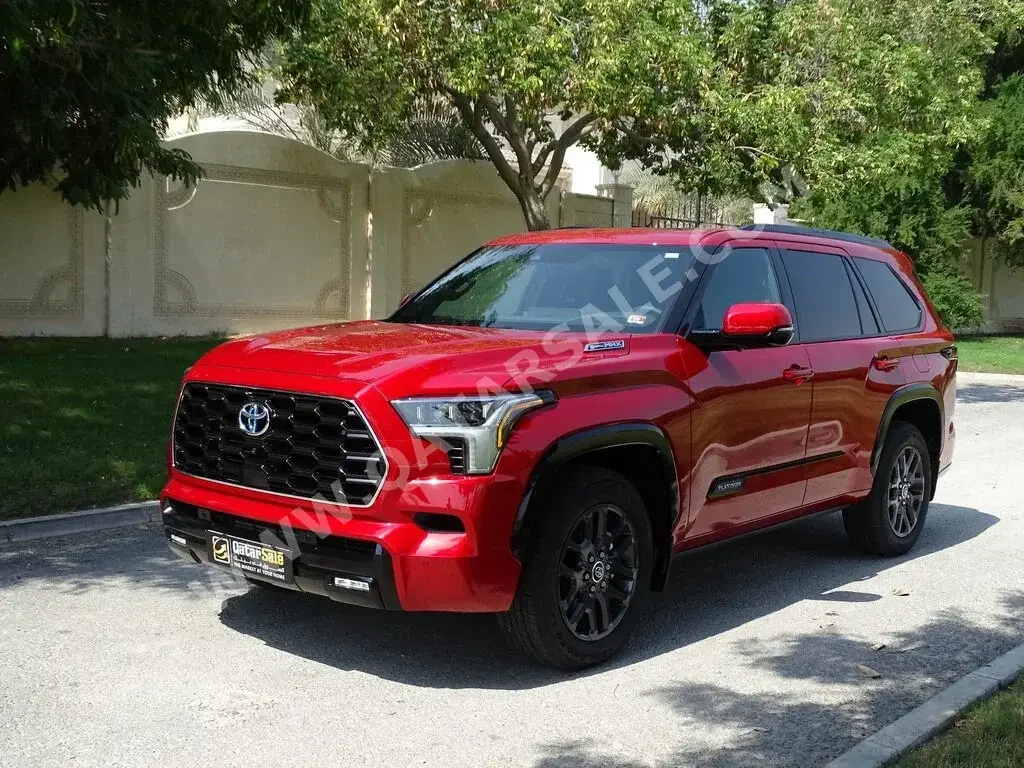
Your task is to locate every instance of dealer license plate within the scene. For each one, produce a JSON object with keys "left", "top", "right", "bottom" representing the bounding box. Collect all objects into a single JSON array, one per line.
[{"left": 209, "top": 532, "right": 293, "bottom": 584}]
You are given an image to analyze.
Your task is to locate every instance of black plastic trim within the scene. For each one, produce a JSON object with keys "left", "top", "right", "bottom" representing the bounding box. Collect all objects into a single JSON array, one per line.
[
  {"left": 739, "top": 224, "right": 894, "bottom": 250},
  {"left": 845, "top": 255, "right": 885, "bottom": 334},
  {"left": 871, "top": 383, "right": 944, "bottom": 476},
  {"left": 707, "top": 450, "right": 845, "bottom": 499},
  {"left": 512, "top": 423, "right": 680, "bottom": 589},
  {"left": 679, "top": 504, "right": 848, "bottom": 556},
  {"left": 163, "top": 500, "right": 402, "bottom": 610}
]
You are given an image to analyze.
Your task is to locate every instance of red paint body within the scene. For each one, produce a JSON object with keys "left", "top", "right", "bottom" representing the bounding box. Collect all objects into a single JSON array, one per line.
[{"left": 162, "top": 227, "right": 956, "bottom": 612}]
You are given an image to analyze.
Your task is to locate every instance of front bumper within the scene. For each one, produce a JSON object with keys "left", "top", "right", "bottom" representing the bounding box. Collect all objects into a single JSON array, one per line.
[
  {"left": 163, "top": 500, "right": 402, "bottom": 609},
  {"left": 162, "top": 364, "right": 530, "bottom": 613},
  {"left": 161, "top": 471, "right": 524, "bottom": 613}
]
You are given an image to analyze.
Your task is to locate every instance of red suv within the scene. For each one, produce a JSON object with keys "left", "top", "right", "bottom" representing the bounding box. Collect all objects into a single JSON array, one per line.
[{"left": 162, "top": 224, "right": 956, "bottom": 669}]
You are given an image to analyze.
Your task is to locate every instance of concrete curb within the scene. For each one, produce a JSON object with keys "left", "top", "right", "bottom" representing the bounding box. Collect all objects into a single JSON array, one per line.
[
  {"left": 827, "top": 642, "right": 1024, "bottom": 767},
  {"left": 0, "top": 501, "right": 161, "bottom": 544},
  {"left": 957, "top": 370, "right": 1024, "bottom": 384}
]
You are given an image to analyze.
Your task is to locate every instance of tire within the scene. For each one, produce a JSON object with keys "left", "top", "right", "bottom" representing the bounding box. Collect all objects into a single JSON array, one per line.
[
  {"left": 843, "top": 421, "right": 932, "bottom": 556},
  {"left": 498, "top": 466, "right": 653, "bottom": 670}
]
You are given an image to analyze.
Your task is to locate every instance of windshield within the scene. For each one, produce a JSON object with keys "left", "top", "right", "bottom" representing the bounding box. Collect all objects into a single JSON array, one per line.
[{"left": 388, "top": 243, "right": 698, "bottom": 333}]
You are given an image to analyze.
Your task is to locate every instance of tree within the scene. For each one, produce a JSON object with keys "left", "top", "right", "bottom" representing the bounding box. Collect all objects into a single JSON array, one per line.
[
  {"left": 650, "top": 0, "right": 1021, "bottom": 327},
  {"left": 278, "top": 0, "right": 709, "bottom": 230},
  {"left": 965, "top": 37, "right": 1024, "bottom": 267},
  {"left": 0, "top": 0, "right": 309, "bottom": 210},
  {"left": 671, "top": 0, "right": 1008, "bottom": 249},
  {"left": 202, "top": 83, "right": 486, "bottom": 167}
]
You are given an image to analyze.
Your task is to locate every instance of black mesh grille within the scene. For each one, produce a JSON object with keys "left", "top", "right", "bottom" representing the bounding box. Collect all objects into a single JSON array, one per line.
[{"left": 173, "top": 383, "right": 386, "bottom": 505}]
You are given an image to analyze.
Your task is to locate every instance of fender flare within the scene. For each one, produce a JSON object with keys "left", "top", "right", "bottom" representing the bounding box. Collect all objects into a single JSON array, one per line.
[
  {"left": 511, "top": 422, "right": 680, "bottom": 590},
  {"left": 871, "top": 382, "right": 944, "bottom": 476}
]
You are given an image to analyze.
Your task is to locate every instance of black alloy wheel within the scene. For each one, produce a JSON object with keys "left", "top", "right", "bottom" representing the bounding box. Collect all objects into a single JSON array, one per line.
[{"left": 557, "top": 503, "right": 640, "bottom": 641}]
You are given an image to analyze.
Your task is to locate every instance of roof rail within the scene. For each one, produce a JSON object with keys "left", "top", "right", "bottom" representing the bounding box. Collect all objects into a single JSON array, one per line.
[{"left": 738, "top": 224, "right": 893, "bottom": 250}]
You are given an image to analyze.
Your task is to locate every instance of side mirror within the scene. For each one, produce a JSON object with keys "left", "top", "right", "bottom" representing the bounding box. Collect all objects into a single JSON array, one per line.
[{"left": 722, "top": 303, "right": 795, "bottom": 347}]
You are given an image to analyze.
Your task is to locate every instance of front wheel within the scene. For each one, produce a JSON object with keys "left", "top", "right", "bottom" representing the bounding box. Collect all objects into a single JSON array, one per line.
[
  {"left": 498, "top": 466, "right": 653, "bottom": 670},
  {"left": 844, "top": 421, "right": 932, "bottom": 556}
]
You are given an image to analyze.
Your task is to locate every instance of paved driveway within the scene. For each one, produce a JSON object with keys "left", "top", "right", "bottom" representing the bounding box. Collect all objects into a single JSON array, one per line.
[{"left": 2, "top": 372, "right": 1023, "bottom": 768}]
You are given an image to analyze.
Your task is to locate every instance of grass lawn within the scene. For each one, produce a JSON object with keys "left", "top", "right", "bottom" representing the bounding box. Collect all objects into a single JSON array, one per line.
[
  {"left": 956, "top": 336, "right": 1024, "bottom": 375},
  {"left": 0, "top": 337, "right": 220, "bottom": 520},
  {"left": 897, "top": 676, "right": 1024, "bottom": 768}
]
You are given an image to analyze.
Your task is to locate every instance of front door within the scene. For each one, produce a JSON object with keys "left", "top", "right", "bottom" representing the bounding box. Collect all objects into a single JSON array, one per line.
[{"left": 678, "top": 244, "right": 814, "bottom": 544}]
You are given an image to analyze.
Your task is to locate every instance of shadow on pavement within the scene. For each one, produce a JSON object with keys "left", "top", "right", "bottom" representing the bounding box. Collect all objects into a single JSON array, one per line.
[
  {"left": 213, "top": 503, "right": 998, "bottom": 691},
  {"left": 0, "top": 525, "right": 202, "bottom": 594},
  {"left": 0, "top": 504, "right": 1003, "bottom": 704},
  {"left": 957, "top": 382, "right": 1024, "bottom": 404},
  {"left": 533, "top": 589, "right": 1024, "bottom": 767}
]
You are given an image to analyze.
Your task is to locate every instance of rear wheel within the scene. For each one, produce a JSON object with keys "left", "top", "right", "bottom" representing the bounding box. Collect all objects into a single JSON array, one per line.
[
  {"left": 498, "top": 466, "right": 653, "bottom": 670},
  {"left": 844, "top": 421, "right": 931, "bottom": 556}
]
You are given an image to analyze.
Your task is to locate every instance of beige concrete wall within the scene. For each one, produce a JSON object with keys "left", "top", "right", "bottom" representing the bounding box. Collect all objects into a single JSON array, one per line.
[
  {"left": 561, "top": 191, "right": 614, "bottom": 228},
  {"left": 965, "top": 238, "right": 1024, "bottom": 333},
  {"left": 0, "top": 131, "right": 639, "bottom": 336},
  {"left": 109, "top": 132, "right": 371, "bottom": 337},
  {"left": 369, "top": 160, "right": 560, "bottom": 318},
  {"left": 0, "top": 184, "right": 106, "bottom": 336}
]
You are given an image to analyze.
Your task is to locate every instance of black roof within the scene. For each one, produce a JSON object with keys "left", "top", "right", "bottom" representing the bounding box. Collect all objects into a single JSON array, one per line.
[{"left": 738, "top": 224, "right": 894, "bottom": 250}]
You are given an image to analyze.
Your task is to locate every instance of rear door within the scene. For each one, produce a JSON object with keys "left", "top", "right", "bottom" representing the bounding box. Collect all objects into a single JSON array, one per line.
[
  {"left": 777, "top": 244, "right": 906, "bottom": 506},
  {"left": 679, "top": 242, "right": 814, "bottom": 542}
]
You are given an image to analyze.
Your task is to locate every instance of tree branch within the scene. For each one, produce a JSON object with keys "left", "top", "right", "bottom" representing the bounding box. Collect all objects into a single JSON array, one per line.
[
  {"left": 535, "top": 113, "right": 598, "bottom": 198},
  {"left": 612, "top": 119, "right": 661, "bottom": 146},
  {"left": 532, "top": 112, "right": 597, "bottom": 178},
  {"left": 736, "top": 145, "right": 785, "bottom": 163},
  {"left": 479, "top": 93, "right": 533, "bottom": 183},
  {"left": 446, "top": 89, "right": 522, "bottom": 198}
]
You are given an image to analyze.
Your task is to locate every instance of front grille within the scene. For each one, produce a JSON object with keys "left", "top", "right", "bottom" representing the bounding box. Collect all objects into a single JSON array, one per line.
[{"left": 172, "top": 382, "right": 387, "bottom": 505}]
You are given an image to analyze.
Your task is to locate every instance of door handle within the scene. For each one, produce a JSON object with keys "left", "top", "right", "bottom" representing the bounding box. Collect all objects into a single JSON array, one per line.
[
  {"left": 872, "top": 355, "right": 900, "bottom": 372},
  {"left": 783, "top": 365, "right": 814, "bottom": 385}
]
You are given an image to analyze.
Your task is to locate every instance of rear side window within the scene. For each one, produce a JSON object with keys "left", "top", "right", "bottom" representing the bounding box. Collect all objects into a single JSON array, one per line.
[
  {"left": 781, "top": 250, "right": 862, "bottom": 341},
  {"left": 848, "top": 263, "right": 880, "bottom": 335},
  {"left": 855, "top": 258, "right": 923, "bottom": 332},
  {"left": 692, "top": 247, "right": 781, "bottom": 331}
]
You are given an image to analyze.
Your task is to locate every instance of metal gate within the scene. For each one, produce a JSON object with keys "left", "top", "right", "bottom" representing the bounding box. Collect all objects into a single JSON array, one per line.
[{"left": 632, "top": 193, "right": 741, "bottom": 229}]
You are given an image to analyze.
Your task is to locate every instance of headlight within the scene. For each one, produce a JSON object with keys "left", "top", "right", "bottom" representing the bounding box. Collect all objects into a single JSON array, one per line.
[{"left": 392, "top": 392, "right": 554, "bottom": 474}]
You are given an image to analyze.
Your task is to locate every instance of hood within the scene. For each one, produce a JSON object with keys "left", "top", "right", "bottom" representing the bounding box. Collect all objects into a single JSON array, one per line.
[{"left": 195, "top": 320, "right": 630, "bottom": 397}]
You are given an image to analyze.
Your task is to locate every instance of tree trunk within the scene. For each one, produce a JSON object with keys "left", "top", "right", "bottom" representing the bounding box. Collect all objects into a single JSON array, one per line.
[{"left": 519, "top": 186, "right": 551, "bottom": 231}]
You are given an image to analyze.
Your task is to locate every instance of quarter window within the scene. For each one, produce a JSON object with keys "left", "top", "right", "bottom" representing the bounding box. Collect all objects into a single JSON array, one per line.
[
  {"left": 855, "top": 258, "right": 923, "bottom": 332},
  {"left": 781, "top": 250, "right": 862, "bottom": 341},
  {"left": 692, "top": 248, "right": 781, "bottom": 331}
]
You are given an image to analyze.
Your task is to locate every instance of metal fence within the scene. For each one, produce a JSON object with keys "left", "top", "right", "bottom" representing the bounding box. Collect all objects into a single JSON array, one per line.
[{"left": 632, "top": 194, "right": 746, "bottom": 229}]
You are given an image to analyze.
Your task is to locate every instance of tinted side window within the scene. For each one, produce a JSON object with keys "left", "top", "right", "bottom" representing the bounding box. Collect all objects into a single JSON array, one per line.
[
  {"left": 781, "top": 250, "right": 862, "bottom": 341},
  {"left": 693, "top": 248, "right": 781, "bottom": 331},
  {"left": 848, "top": 262, "right": 880, "bottom": 335},
  {"left": 855, "top": 258, "right": 923, "bottom": 332}
]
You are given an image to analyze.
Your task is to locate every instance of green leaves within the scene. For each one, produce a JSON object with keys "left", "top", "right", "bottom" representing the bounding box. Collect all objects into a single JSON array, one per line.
[
  {"left": 921, "top": 271, "right": 986, "bottom": 330},
  {"left": 968, "top": 74, "right": 1024, "bottom": 266},
  {"left": 666, "top": 0, "right": 1019, "bottom": 284},
  {"left": 279, "top": 0, "right": 710, "bottom": 229},
  {"left": 0, "top": 0, "right": 311, "bottom": 210}
]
